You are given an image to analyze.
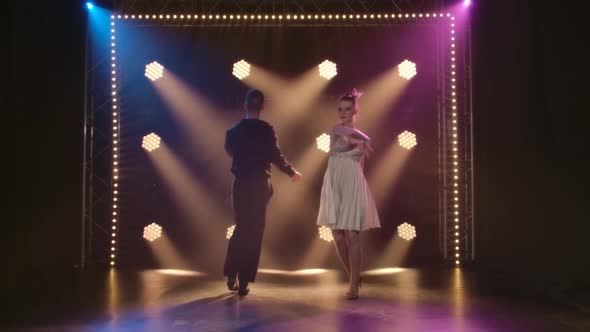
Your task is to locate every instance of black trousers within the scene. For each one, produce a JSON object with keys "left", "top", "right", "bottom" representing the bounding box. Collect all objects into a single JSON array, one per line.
[{"left": 223, "top": 177, "right": 272, "bottom": 282}]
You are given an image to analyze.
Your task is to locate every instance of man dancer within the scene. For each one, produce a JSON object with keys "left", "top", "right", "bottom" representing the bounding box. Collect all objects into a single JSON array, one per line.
[{"left": 223, "top": 89, "right": 302, "bottom": 296}]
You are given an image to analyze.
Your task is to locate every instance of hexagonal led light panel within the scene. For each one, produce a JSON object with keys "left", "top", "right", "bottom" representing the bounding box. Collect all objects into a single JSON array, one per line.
[
  {"left": 316, "top": 133, "right": 331, "bottom": 152},
  {"left": 398, "top": 60, "right": 417, "bottom": 80},
  {"left": 232, "top": 60, "right": 251, "bottom": 80},
  {"left": 397, "top": 222, "right": 417, "bottom": 240},
  {"left": 143, "top": 223, "right": 163, "bottom": 242},
  {"left": 319, "top": 226, "right": 334, "bottom": 242},
  {"left": 397, "top": 130, "right": 417, "bottom": 150},
  {"left": 142, "top": 133, "right": 161, "bottom": 152},
  {"left": 145, "top": 61, "right": 164, "bottom": 81},
  {"left": 226, "top": 225, "right": 236, "bottom": 239},
  {"left": 318, "top": 60, "right": 337, "bottom": 80}
]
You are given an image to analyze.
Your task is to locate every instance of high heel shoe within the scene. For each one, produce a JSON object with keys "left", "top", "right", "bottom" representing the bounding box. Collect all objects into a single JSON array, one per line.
[
  {"left": 345, "top": 277, "right": 362, "bottom": 300},
  {"left": 346, "top": 286, "right": 360, "bottom": 300}
]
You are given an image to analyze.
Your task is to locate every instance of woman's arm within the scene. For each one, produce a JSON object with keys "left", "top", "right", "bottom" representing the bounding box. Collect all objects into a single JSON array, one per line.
[
  {"left": 331, "top": 125, "right": 373, "bottom": 157},
  {"left": 331, "top": 125, "right": 371, "bottom": 142},
  {"left": 350, "top": 129, "right": 371, "bottom": 143}
]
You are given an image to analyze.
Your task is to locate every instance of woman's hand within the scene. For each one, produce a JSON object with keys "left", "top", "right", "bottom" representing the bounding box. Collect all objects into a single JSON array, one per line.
[
  {"left": 347, "top": 137, "right": 373, "bottom": 158},
  {"left": 362, "top": 141, "right": 374, "bottom": 158}
]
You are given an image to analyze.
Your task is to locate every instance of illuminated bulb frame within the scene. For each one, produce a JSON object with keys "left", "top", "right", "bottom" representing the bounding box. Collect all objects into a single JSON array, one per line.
[
  {"left": 447, "top": 17, "right": 465, "bottom": 267},
  {"left": 110, "top": 17, "right": 119, "bottom": 267},
  {"left": 111, "top": 12, "right": 454, "bottom": 23},
  {"left": 108, "top": 11, "right": 467, "bottom": 266}
]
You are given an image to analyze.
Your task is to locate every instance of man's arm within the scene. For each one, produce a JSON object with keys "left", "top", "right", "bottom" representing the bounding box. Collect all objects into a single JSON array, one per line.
[{"left": 268, "top": 126, "right": 296, "bottom": 177}]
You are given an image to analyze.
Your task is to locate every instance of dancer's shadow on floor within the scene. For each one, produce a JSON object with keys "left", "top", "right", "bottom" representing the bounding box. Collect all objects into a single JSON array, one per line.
[
  {"left": 181, "top": 292, "right": 239, "bottom": 306},
  {"left": 160, "top": 290, "right": 334, "bottom": 329}
]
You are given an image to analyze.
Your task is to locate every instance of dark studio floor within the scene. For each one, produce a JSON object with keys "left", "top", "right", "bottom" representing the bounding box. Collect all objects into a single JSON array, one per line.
[{"left": 5, "top": 267, "right": 589, "bottom": 332}]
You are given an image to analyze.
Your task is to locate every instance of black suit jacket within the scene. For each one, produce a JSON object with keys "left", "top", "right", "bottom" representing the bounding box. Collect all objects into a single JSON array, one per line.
[{"left": 225, "top": 118, "right": 295, "bottom": 179}]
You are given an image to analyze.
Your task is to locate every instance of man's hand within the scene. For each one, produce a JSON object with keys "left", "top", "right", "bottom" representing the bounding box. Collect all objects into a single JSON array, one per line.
[{"left": 291, "top": 170, "right": 303, "bottom": 182}]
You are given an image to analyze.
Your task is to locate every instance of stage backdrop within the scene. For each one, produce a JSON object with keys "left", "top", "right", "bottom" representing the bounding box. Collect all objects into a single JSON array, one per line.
[{"left": 113, "top": 20, "right": 442, "bottom": 271}]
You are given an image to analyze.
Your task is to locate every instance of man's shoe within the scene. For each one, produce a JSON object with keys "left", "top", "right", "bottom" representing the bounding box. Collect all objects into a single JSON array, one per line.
[
  {"left": 238, "top": 281, "right": 250, "bottom": 297},
  {"left": 227, "top": 276, "right": 238, "bottom": 291}
]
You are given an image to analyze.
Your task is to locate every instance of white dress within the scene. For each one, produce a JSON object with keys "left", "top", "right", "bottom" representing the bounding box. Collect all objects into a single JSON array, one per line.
[{"left": 316, "top": 132, "right": 381, "bottom": 231}]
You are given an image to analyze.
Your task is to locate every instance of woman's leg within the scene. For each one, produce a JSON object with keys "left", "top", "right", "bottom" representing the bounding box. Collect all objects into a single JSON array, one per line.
[
  {"left": 331, "top": 229, "right": 351, "bottom": 277},
  {"left": 346, "top": 230, "right": 362, "bottom": 296}
]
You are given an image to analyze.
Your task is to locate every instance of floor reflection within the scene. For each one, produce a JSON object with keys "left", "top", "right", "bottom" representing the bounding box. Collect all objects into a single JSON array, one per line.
[{"left": 13, "top": 267, "right": 589, "bottom": 332}]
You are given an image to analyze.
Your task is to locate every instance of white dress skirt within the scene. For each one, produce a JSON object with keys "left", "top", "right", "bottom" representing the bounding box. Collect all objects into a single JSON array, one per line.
[{"left": 317, "top": 134, "right": 381, "bottom": 231}]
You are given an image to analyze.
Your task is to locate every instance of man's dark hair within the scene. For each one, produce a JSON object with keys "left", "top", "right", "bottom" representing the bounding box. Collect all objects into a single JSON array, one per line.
[{"left": 245, "top": 89, "right": 265, "bottom": 112}]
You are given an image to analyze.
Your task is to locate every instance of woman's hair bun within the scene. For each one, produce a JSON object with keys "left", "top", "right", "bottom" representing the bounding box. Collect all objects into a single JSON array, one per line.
[{"left": 340, "top": 88, "right": 363, "bottom": 101}]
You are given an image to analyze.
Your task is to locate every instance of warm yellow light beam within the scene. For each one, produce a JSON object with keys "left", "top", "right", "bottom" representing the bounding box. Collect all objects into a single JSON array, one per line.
[
  {"left": 362, "top": 267, "right": 406, "bottom": 276},
  {"left": 154, "top": 269, "right": 204, "bottom": 277},
  {"left": 146, "top": 232, "right": 193, "bottom": 270},
  {"left": 146, "top": 144, "right": 229, "bottom": 226},
  {"left": 357, "top": 66, "right": 410, "bottom": 132},
  {"left": 389, "top": 269, "right": 419, "bottom": 305},
  {"left": 265, "top": 143, "right": 329, "bottom": 247},
  {"left": 241, "top": 63, "right": 288, "bottom": 97},
  {"left": 373, "top": 235, "right": 412, "bottom": 268},
  {"left": 151, "top": 71, "right": 232, "bottom": 187},
  {"left": 146, "top": 143, "right": 230, "bottom": 270},
  {"left": 298, "top": 236, "right": 334, "bottom": 268},
  {"left": 107, "top": 270, "right": 120, "bottom": 316},
  {"left": 239, "top": 64, "right": 331, "bottom": 139},
  {"left": 264, "top": 66, "right": 331, "bottom": 135},
  {"left": 368, "top": 143, "right": 412, "bottom": 208},
  {"left": 258, "top": 268, "right": 328, "bottom": 276},
  {"left": 268, "top": 143, "right": 328, "bottom": 214},
  {"left": 452, "top": 267, "right": 466, "bottom": 321}
]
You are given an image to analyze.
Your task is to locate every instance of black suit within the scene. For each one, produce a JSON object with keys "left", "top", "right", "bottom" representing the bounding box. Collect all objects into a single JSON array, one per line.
[{"left": 223, "top": 118, "right": 294, "bottom": 282}]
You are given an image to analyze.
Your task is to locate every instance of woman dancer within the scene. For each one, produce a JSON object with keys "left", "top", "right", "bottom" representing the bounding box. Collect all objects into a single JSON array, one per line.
[{"left": 317, "top": 89, "right": 381, "bottom": 300}]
